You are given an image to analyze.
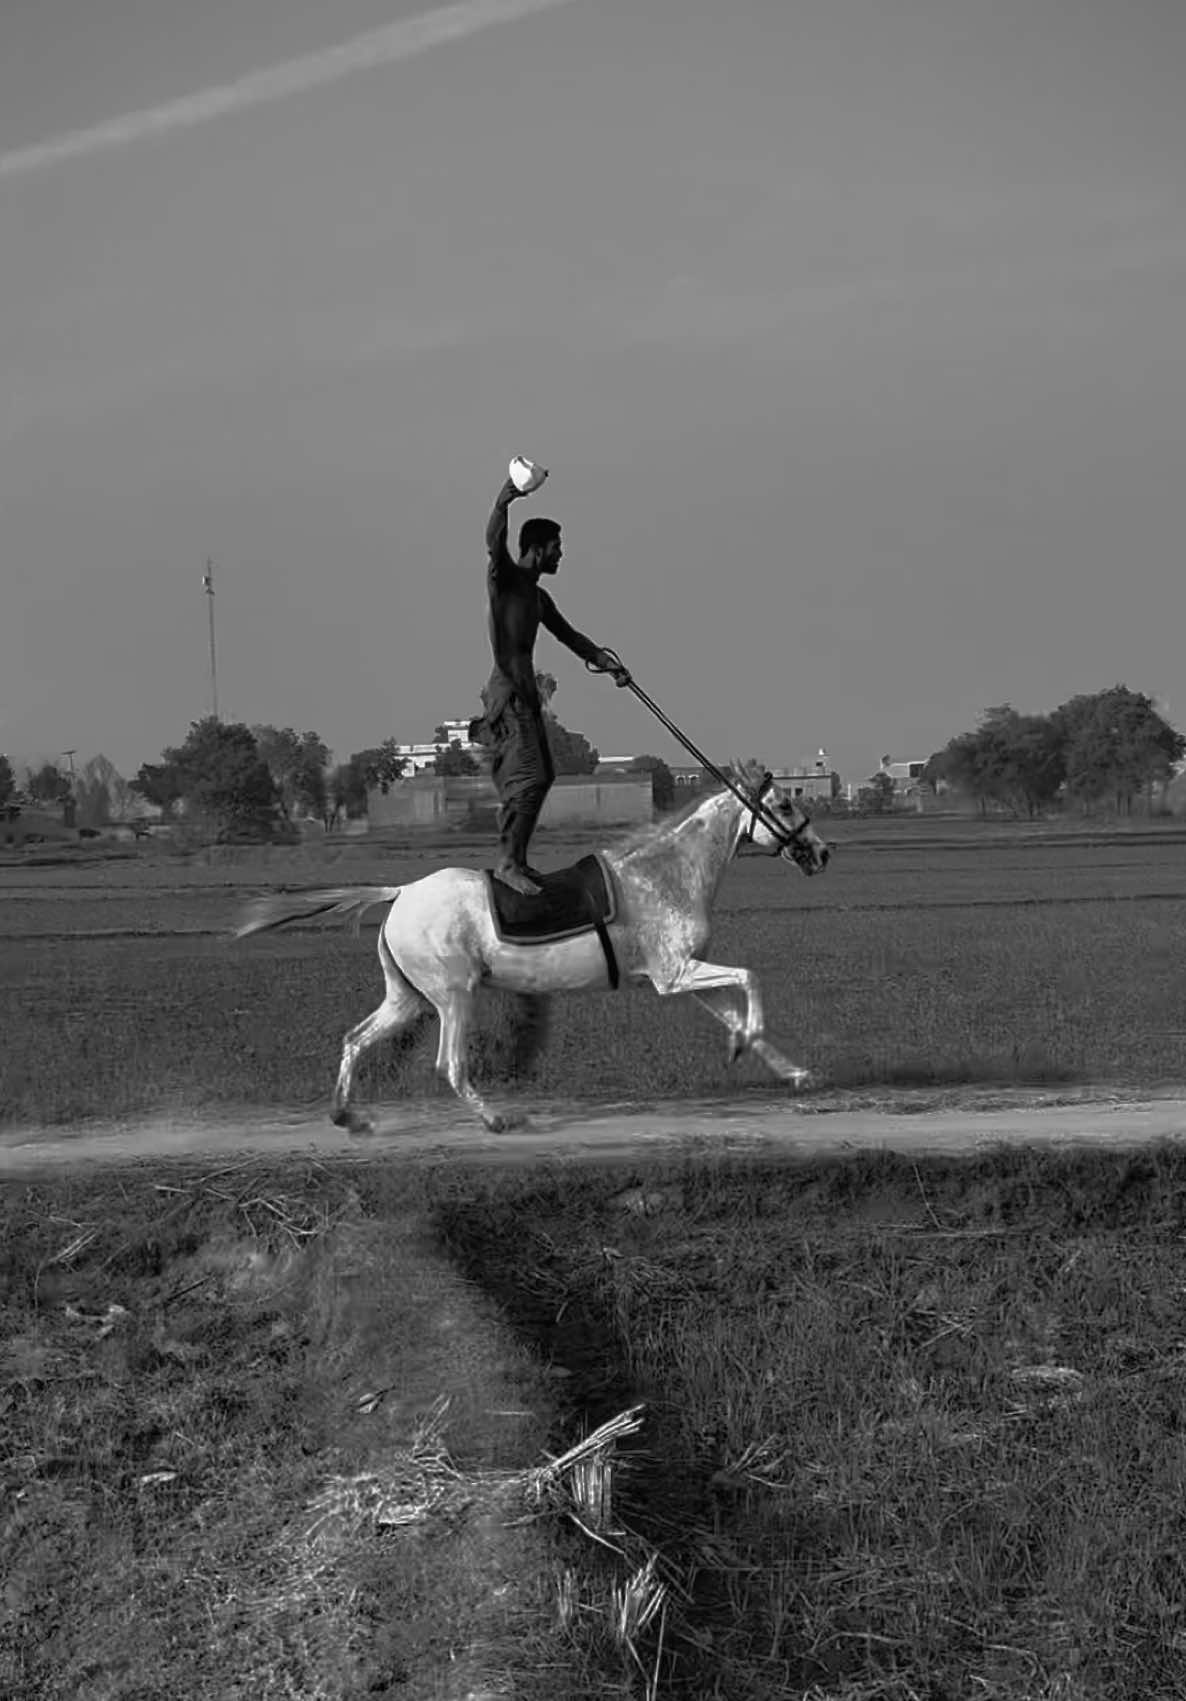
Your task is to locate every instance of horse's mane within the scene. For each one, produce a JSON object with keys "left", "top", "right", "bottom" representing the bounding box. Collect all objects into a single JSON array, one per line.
[{"left": 609, "top": 780, "right": 730, "bottom": 856}]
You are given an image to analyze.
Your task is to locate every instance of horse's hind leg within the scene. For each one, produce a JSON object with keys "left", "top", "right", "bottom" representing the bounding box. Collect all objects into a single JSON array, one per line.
[
  {"left": 331, "top": 934, "right": 428, "bottom": 1135},
  {"left": 433, "top": 989, "right": 517, "bottom": 1133}
]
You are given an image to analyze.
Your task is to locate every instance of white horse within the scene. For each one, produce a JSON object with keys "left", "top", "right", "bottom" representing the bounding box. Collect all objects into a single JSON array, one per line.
[{"left": 235, "top": 761, "right": 830, "bottom": 1133}]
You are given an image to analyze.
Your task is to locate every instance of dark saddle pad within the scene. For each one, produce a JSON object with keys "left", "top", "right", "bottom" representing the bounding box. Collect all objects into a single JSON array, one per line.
[{"left": 486, "top": 852, "right": 618, "bottom": 946}]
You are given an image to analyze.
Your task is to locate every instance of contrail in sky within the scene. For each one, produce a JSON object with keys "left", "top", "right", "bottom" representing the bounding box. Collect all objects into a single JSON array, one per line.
[{"left": 0, "top": 0, "right": 578, "bottom": 179}]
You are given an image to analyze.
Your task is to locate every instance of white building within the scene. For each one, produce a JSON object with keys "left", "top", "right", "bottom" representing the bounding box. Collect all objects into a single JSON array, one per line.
[
  {"left": 878, "top": 755, "right": 930, "bottom": 794},
  {"left": 393, "top": 718, "right": 483, "bottom": 774}
]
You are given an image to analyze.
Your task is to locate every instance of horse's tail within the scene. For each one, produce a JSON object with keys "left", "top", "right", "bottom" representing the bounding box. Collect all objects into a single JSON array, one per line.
[{"left": 233, "top": 885, "right": 403, "bottom": 940}]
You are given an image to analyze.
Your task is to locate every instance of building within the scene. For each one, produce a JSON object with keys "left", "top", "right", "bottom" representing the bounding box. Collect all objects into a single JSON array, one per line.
[
  {"left": 878, "top": 754, "right": 930, "bottom": 796},
  {"left": 393, "top": 718, "right": 483, "bottom": 775},
  {"left": 600, "top": 747, "right": 842, "bottom": 801},
  {"left": 366, "top": 771, "right": 652, "bottom": 832},
  {"left": 771, "top": 748, "right": 840, "bottom": 803}
]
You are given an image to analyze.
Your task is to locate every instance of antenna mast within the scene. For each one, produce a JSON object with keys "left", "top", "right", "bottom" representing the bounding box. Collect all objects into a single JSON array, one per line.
[{"left": 202, "top": 560, "right": 220, "bottom": 720}]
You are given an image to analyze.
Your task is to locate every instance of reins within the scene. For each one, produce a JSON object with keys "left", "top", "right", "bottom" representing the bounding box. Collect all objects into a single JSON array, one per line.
[{"left": 587, "top": 650, "right": 810, "bottom": 848}]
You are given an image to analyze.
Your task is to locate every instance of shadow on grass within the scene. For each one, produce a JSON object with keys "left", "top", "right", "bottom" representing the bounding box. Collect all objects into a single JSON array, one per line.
[
  {"left": 0, "top": 1162, "right": 634, "bottom": 1701},
  {"left": 824, "top": 1045, "right": 1082, "bottom": 1091},
  {"left": 430, "top": 1143, "right": 1186, "bottom": 1699}
]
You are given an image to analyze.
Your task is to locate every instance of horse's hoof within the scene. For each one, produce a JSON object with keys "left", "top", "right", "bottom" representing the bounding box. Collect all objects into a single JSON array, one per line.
[
  {"left": 332, "top": 1108, "right": 373, "bottom": 1136},
  {"left": 483, "top": 1110, "right": 525, "bottom": 1134}
]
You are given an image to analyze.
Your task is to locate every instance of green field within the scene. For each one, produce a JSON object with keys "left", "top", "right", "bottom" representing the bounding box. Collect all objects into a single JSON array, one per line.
[{"left": 3, "top": 817, "right": 1186, "bottom": 1127}]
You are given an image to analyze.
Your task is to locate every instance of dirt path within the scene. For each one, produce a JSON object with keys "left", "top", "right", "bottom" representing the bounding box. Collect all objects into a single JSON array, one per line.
[{"left": 3, "top": 1085, "right": 1186, "bottom": 1174}]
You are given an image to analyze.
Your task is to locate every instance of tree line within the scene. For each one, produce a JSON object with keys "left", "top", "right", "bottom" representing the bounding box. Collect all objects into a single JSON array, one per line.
[
  {"left": 11, "top": 679, "right": 1169, "bottom": 841},
  {"left": 923, "top": 686, "right": 1184, "bottom": 817},
  {"left": 0, "top": 671, "right": 674, "bottom": 840}
]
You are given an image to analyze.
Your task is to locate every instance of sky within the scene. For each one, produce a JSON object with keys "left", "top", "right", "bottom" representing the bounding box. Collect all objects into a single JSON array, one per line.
[{"left": 2, "top": 0, "right": 1185, "bottom": 787}]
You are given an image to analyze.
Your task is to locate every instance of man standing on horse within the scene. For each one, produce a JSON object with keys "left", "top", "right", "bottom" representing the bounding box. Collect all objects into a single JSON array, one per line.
[{"left": 469, "top": 457, "right": 631, "bottom": 896}]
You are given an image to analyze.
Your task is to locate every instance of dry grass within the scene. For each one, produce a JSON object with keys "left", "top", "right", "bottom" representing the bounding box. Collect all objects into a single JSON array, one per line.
[
  {"left": 0, "top": 1161, "right": 642, "bottom": 1700},
  {"left": 432, "top": 1141, "right": 1186, "bottom": 1698},
  {"left": 9, "top": 1130, "right": 1186, "bottom": 1695}
]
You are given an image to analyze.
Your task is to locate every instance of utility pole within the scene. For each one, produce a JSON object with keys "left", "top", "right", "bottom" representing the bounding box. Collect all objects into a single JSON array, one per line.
[
  {"left": 60, "top": 750, "right": 77, "bottom": 828},
  {"left": 202, "top": 560, "right": 220, "bottom": 720}
]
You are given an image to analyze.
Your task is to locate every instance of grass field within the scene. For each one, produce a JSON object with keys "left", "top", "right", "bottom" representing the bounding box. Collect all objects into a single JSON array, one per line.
[
  {"left": 7, "top": 1142, "right": 1186, "bottom": 1698},
  {"left": 5, "top": 817, "right": 1186, "bottom": 1696},
  {"left": 437, "top": 1141, "right": 1186, "bottom": 1698},
  {"left": 0, "top": 1159, "right": 639, "bottom": 1700},
  {"left": 3, "top": 816, "right": 1186, "bottom": 1127}
]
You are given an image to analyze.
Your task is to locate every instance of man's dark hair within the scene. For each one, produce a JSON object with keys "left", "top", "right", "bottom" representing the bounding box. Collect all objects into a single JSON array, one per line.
[{"left": 519, "top": 516, "right": 561, "bottom": 556}]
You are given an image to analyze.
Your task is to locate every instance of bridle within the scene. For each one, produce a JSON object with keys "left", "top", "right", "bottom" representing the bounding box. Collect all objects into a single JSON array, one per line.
[
  {"left": 585, "top": 650, "right": 814, "bottom": 858},
  {"left": 737, "top": 771, "right": 814, "bottom": 856}
]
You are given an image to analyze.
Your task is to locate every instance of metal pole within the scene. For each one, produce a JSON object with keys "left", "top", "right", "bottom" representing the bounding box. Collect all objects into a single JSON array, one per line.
[
  {"left": 586, "top": 649, "right": 797, "bottom": 841},
  {"left": 202, "top": 560, "right": 220, "bottom": 720},
  {"left": 60, "top": 749, "right": 77, "bottom": 828}
]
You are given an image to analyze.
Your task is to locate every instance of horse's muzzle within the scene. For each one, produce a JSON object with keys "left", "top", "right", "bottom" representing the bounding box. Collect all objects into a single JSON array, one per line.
[{"left": 782, "top": 841, "right": 830, "bottom": 875}]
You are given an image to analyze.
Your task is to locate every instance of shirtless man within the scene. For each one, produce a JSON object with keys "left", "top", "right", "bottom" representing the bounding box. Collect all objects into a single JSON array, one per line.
[{"left": 469, "top": 460, "right": 630, "bottom": 895}]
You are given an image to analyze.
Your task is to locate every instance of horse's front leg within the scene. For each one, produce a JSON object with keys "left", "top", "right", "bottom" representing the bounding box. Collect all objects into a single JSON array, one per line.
[{"left": 660, "top": 961, "right": 811, "bottom": 1088}]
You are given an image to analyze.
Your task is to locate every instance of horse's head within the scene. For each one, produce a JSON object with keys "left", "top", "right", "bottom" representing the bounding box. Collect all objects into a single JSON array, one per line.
[{"left": 732, "top": 761, "right": 831, "bottom": 877}]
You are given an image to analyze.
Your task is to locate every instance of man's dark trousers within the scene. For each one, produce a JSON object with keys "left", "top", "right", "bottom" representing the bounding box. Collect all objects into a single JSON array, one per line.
[{"left": 489, "top": 697, "right": 554, "bottom": 869}]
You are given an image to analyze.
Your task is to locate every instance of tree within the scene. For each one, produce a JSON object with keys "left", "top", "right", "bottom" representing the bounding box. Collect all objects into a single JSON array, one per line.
[
  {"left": 24, "top": 761, "right": 71, "bottom": 807},
  {"left": 353, "top": 740, "right": 408, "bottom": 794},
  {"left": 544, "top": 714, "right": 599, "bottom": 775},
  {"left": 926, "top": 704, "right": 1065, "bottom": 818},
  {"left": 928, "top": 686, "right": 1185, "bottom": 818},
  {"left": 1054, "top": 685, "right": 1184, "bottom": 814},
  {"left": 629, "top": 754, "right": 675, "bottom": 811},
  {"left": 433, "top": 740, "right": 480, "bottom": 776},
  {"left": 328, "top": 764, "right": 359, "bottom": 825},
  {"left": 330, "top": 741, "right": 409, "bottom": 821},
  {"left": 858, "top": 770, "right": 896, "bottom": 815},
  {"left": 74, "top": 754, "right": 131, "bottom": 831},
  {"left": 1004, "top": 713, "right": 1066, "bottom": 817},
  {"left": 253, "top": 725, "right": 331, "bottom": 821},
  {"left": 139, "top": 718, "right": 283, "bottom": 840},
  {"left": 130, "top": 760, "right": 185, "bottom": 819},
  {"left": 0, "top": 754, "right": 13, "bottom": 810}
]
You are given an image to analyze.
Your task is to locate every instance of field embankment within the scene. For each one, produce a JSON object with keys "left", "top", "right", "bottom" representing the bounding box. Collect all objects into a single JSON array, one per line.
[{"left": 0, "top": 1158, "right": 645, "bottom": 1700}]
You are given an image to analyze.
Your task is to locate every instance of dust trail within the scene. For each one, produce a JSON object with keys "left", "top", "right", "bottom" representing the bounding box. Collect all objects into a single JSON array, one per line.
[{"left": 0, "top": 0, "right": 580, "bottom": 179}]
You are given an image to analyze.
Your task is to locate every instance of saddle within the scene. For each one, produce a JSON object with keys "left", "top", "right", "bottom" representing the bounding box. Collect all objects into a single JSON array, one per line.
[{"left": 485, "top": 852, "right": 620, "bottom": 989}]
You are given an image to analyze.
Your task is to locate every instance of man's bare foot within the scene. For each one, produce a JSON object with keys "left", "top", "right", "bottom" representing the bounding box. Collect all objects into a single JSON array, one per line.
[{"left": 495, "top": 864, "right": 541, "bottom": 896}]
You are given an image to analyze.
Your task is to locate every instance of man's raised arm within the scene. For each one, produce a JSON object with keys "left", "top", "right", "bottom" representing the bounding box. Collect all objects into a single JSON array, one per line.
[{"left": 485, "top": 478, "right": 520, "bottom": 576}]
